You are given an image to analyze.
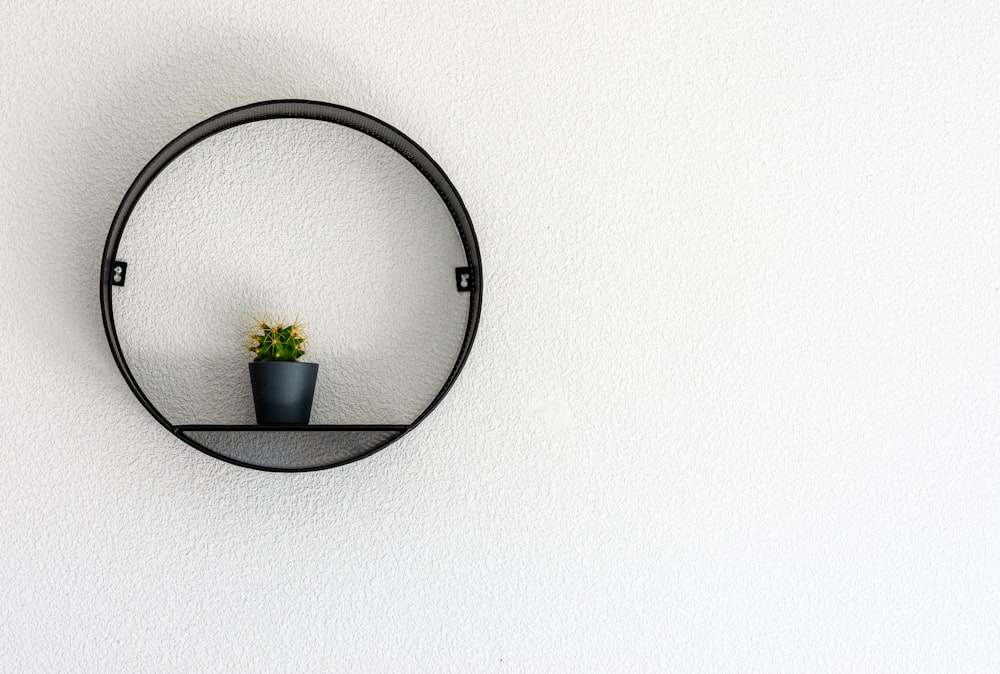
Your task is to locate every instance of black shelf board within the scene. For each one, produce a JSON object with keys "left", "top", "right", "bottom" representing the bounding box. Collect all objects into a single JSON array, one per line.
[{"left": 175, "top": 424, "right": 410, "bottom": 433}]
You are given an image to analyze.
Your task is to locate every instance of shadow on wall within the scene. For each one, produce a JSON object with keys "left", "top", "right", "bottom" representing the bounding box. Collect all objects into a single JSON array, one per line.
[{"left": 37, "top": 26, "right": 370, "bottom": 389}]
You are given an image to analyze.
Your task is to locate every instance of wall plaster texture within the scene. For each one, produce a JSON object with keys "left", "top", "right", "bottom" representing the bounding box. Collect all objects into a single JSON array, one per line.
[{"left": 2, "top": 1, "right": 1000, "bottom": 671}]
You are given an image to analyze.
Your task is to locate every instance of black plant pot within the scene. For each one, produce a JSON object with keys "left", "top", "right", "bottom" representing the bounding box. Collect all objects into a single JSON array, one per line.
[{"left": 248, "top": 361, "right": 319, "bottom": 425}]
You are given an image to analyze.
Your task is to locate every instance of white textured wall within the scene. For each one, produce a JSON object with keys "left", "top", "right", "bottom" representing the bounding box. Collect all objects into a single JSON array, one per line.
[{"left": 3, "top": 1, "right": 1000, "bottom": 671}]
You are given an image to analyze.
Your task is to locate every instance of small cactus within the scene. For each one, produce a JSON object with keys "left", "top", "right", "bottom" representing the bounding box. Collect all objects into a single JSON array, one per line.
[{"left": 249, "top": 319, "right": 307, "bottom": 362}]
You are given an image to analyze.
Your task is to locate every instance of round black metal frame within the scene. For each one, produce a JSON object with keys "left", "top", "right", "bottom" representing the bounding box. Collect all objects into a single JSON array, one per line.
[{"left": 100, "top": 100, "right": 482, "bottom": 472}]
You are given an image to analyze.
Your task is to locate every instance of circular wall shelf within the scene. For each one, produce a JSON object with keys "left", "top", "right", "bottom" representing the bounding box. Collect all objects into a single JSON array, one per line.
[{"left": 101, "top": 100, "right": 482, "bottom": 471}]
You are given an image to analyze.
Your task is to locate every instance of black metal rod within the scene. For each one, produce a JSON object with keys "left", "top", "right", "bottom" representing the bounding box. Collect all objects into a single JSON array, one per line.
[{"left": 101, "top": 100, "right": 482, "bottom": 472}]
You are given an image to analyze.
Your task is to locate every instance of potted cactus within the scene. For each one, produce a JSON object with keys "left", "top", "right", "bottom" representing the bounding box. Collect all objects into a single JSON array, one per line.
[{"left": 248, "top": 319, "right": 319, "bottom": 424}]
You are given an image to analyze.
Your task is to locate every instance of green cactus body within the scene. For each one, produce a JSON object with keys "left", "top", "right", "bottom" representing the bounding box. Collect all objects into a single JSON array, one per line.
[{"left": 250, "top": 321, "right": 306, "bottom": 362}]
